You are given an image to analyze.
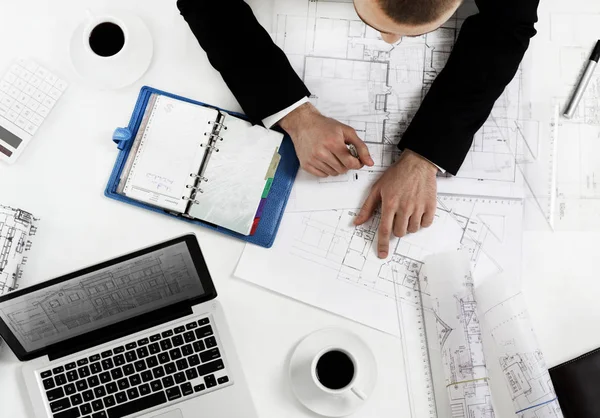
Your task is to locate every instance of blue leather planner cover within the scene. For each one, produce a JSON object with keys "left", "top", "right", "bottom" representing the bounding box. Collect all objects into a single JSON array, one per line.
[{"left": 105, "top": 86, "right": 298, "bottom": 248}]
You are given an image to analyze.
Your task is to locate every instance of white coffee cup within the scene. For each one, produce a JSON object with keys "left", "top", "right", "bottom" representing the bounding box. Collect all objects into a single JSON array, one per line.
[
  {"left": 70, "top": 10, "right": 153, "bottom": 89},
  {"left": 311, "top": 347, "right": 367, "bottom": 401},
  {"left": 82, "top": 12, "right": 129, "bottom": 60}
]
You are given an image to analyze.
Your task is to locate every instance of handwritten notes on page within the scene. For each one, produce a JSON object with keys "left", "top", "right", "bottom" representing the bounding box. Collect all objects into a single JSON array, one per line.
[{"left": 123, "top": 95, "right": 216, "bottom": 212}]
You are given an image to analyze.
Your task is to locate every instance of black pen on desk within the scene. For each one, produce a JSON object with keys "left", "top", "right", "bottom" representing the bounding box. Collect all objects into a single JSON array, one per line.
[{"left": 564, "top": 40, "right": 600, "bottom": 119}]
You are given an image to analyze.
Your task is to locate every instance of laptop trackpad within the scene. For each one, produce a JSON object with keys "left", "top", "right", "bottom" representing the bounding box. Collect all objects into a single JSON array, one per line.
[{"left": 152, "top": 410, "right": 183, "bottom": 418}]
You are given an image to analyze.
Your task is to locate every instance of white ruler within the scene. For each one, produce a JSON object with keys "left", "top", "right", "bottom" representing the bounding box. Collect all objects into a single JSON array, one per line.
[
  {"left": 515, "top": 103, "right": 560, "bottom": 230},
  {"left": 393, "top": 263, "right": 437, "bottom": 418},
  {"left": 547, "top": 104, "right": 560, "bottom": 229}
]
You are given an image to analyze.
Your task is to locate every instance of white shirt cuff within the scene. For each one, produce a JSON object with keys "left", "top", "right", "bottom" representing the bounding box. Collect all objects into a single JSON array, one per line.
[
  {"left": 262, "top": 97, "right": 310, "bottom": 128},
  {"left": 403, "top": 150, "right": 446, "bottom": 174}
]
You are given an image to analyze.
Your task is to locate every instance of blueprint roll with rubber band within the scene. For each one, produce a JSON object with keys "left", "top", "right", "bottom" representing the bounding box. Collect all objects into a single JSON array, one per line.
[{"left": 424, "top": 252, "right": 563, "bottom": 418}]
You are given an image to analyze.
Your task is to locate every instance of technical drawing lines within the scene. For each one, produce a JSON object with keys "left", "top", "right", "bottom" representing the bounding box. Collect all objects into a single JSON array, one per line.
[
  {"left": 0, "top": 204, "right": 38, "bottom": 296},
  {"left": 0, "top": 242, "right": 203, "bottom": 352},
  {"left": 477, "top": 289, "right": 563, "bottom": 418}
]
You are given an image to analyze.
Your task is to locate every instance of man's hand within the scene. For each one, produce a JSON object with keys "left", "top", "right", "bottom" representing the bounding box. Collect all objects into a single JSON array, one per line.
[
  {"left": 354, "top": 150, "right": 438, "bottom": 259},
  {"left": 279, "top": 102, "right": 374, "bottom": 176}
]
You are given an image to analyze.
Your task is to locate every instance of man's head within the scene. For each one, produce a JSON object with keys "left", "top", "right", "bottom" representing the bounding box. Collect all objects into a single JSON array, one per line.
[{"left": 354, "top": 0, "right": 463, "bottom": 44}]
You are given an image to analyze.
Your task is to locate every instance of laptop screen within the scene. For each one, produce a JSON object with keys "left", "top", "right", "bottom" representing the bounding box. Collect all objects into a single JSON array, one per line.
[{"left": 0, "top": 237, "right": 209, "bottom": 357}]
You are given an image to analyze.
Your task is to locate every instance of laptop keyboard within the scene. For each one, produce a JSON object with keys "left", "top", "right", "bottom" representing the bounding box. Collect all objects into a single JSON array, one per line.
[{"left": 39, "top": 317, "right": 231, "bottom": 418}]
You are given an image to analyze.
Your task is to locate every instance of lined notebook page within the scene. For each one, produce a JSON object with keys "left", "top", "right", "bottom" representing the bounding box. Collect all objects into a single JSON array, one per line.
[
  {"left": 123, "top": 96, "right": 217, "bottom": 213},
  {"left": 188, "top": 113, "right": 283, "bottom": 235}
]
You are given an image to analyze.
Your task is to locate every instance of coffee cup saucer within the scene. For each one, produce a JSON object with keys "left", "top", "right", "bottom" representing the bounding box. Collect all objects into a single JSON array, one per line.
[
  {"left": 69, "top": 11, "right": 153, "bottom": 90},
  {"left": 289, "top": 328, "right": 377, "bottom": 417}
]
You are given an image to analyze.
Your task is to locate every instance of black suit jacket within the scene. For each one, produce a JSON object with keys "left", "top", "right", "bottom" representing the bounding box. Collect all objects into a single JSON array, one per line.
[{"left": 177, "top": 0, "right": 539, "bottom": 175}]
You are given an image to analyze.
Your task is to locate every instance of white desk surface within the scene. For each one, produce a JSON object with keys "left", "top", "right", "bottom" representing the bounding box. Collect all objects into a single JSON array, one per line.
[{"left": 1, "top": 1, "right": 600, "bottom": 417}]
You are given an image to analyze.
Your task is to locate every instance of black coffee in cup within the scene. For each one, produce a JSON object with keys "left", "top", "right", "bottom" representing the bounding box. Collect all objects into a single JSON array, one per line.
[
  {"left": 89, "top": 22, "right": 125, "bottom": 57},
  {"left": 315, "top": 350, "right": 355, "bottom": 390}
]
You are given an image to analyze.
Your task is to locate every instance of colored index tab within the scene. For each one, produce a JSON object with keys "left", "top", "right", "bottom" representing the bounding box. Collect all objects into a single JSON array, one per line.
[
  {"left": 261, "top": 177, "right": 274, "bottom": 199},
  {"left": 265, "top": 149, "right": 281, "bottom": 180}
]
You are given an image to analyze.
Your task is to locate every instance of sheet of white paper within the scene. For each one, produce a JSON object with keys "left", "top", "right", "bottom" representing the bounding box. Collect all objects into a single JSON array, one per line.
[
  {"left": 236, "top": 195, "right": 522, "bottom": 418},
  {"left": 541, "top": 11, "right": 600, "bottom": 229},
  {"left": 123, "top": 96, "right": 216, "bottom": 213},
  {"left": 476, "top": 275, "right": 563, "bottom": 418},
  {"left": 188, "top": 114, "right": 282, "bottom": 235},
  {"left": 0, "top": 204, "right": 38, "bottom": 295},
  {"left": 269, "top": 0, "right": 547, "bottom": 213},
  {"left": 424, "top": 252, "right": 496, "bottom": 417}
]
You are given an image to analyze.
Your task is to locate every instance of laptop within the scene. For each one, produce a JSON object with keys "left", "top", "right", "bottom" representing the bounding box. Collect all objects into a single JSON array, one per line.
[{"left": 0, "top": 234, "right": 258, "bottom": 418}]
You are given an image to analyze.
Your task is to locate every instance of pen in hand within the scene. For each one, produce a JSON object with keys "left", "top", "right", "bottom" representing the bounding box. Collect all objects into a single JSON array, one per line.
[{"left": 347, "top": 143, "right": 359, "bottom": 159}]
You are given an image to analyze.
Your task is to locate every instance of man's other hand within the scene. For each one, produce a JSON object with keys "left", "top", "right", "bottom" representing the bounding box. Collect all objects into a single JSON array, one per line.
[
  {"left": 354, "top": 150, "right": 438, "bottom": 259},
  {"left": 279, "top": 103, "right": 374, "bottom": 177}
]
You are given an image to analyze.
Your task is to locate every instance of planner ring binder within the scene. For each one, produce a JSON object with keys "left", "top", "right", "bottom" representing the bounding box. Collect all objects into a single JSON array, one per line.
[
  {"left": 209, "top": 121, "right": 227, "bottom": 130},
  {"left": 204, "top": 133, "right": 224, "bottom": 143},
  {"left": 189, "top": 174, "right": 208, "bottom": 182},
  {"left": 182, "top": 112, "right": 228, "bottom": 206},
  {"left": 182, "top": 196, "right": 200, "bottom": 204},
  {"left": 185, "top": 184, "right": 203, "bottom": 193}
]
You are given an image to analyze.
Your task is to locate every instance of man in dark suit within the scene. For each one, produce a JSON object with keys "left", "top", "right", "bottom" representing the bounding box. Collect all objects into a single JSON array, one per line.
[{"left": 177, "top": 0, "right": 538, "bottom": 258}]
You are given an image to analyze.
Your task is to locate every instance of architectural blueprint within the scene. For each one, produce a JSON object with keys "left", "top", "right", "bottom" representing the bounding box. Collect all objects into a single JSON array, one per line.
[
  {"left": 476, "top": 278, "right": 563, "bottom": 418},
  {"left": 270, "top": 0, "right": 550, "bottom": 213},
  {"left": 425, "top": 252, "right": 495, "bottom": 418},
  {"left": 235, "top": 194, "right": 523, "bottom": 417},
  {"left": 424, "top": 253, "right": 562, "bottom": 417},
  {"left": 0, "top": 204, "right": 38, "bottom": 296},
  {"left": 547, "top": 12, "right": 600, "bottom": 229},
  {"left": 0, "top": 242, "right": 203, "bottom": 352}
]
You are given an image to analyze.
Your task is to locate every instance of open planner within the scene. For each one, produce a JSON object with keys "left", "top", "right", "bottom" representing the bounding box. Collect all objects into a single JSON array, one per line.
[{"left": 106, "top": 87, "right": 299, "bottom": 247}]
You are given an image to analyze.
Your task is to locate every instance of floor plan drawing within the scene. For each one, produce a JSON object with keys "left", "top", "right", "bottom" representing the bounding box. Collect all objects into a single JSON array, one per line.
[
  {"left": 235, "top": 194, "right": 523, "bottom": 418},
  {"left": 287, "top": 195, "right": 512, "bottom": 301},
  {"left": 271, "top": 0, "right": 547, "bottom": 213},
  {"left": 0, "top": 243, "right": 202, "bottom": 351},
  {"left": 0, "top": 204, "right": 38, "bottom": 296}
]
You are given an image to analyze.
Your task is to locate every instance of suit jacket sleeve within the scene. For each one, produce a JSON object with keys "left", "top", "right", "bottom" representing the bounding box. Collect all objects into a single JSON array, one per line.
[
  {"left": 398, "top": 0, "right": 539, "bottom": 175},
  {"left": 177, "top": 0, "right": 311, "bottom": 124}
]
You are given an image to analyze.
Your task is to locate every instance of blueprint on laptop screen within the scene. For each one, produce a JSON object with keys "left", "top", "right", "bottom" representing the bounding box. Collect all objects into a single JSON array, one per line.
[{"left": 0, "top": 242, "right": 204, "bottom": 352}]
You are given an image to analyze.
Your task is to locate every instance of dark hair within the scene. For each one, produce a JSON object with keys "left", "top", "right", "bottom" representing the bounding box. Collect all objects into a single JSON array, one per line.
[{"left": 377, "top": 0, "right": 461, "bottom": 25}]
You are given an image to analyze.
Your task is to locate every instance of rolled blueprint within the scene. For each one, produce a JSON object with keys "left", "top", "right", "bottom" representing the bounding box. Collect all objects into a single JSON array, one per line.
[
  {"left": 424, "top": 251, "right": 496, "bottom": 417},
  {"left": 475, "top": 274, "right": 563, "bottom": 418},
  {"left": 424, "top": 251, "right": 563, "bottom": 418}
]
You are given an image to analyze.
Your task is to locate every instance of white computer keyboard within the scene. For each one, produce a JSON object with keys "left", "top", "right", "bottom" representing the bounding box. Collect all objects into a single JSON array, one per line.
[{"left": 0, "top": 57, "right": 68, "bottom": 163}]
